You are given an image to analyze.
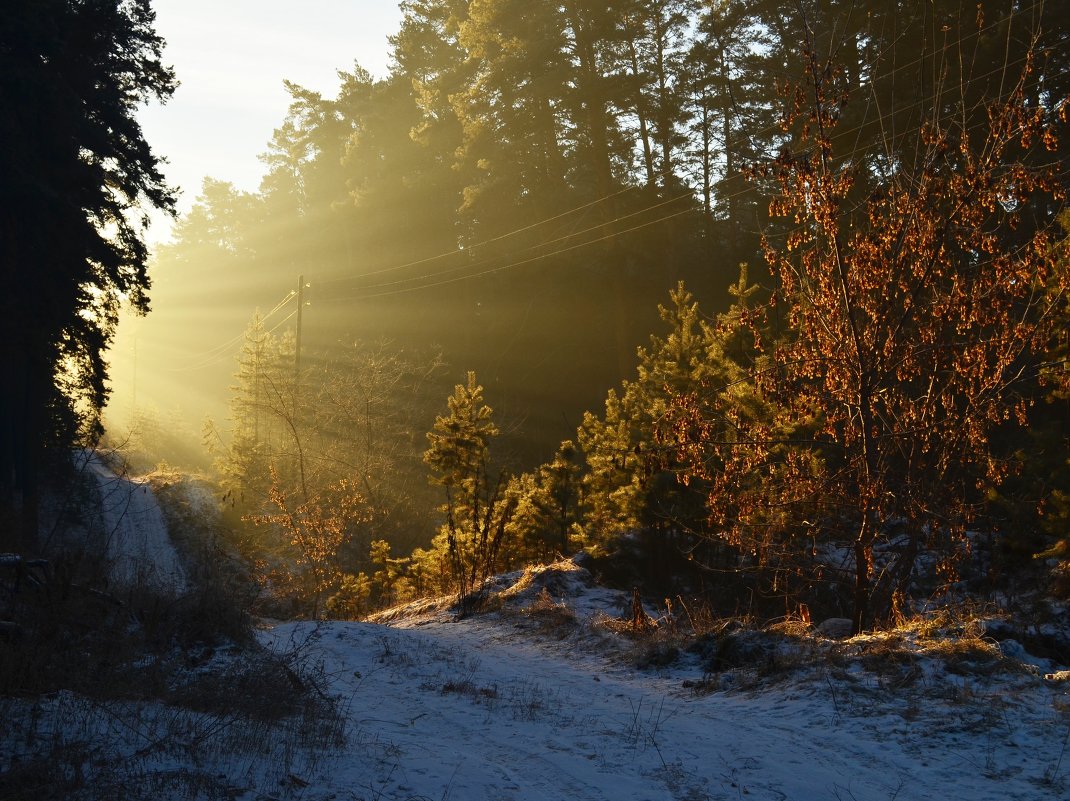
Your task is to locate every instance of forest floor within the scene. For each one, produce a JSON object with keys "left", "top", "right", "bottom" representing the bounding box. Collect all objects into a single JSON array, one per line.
[{"left": 3, "top": 465, "right": 1070, "bottom": 800}]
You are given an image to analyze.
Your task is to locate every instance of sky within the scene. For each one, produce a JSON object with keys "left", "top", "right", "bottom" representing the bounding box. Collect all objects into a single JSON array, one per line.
[
  {"left": 106, "top": 0, "right": 404, "bottom": 433},
  {"left": 138, "top": 0, "right": 403, "bottom": 243}
]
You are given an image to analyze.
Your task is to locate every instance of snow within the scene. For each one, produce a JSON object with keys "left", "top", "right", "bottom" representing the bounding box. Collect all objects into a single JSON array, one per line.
[
  {"left": 249, "top": 562, "right": 1070, "bottom": 801},
  {"left": 76, "top": 450, "right": 188, "bottom": 593},
  {"left": 9, "top": 472, "right": 1070, "bottom": 800}
]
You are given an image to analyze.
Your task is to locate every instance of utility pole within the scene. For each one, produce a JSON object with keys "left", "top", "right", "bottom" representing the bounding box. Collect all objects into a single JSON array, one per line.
[
  {"left": 253, "top": 316, "right": 261, "bottom": 443},
  {"left": 295, "top": 273, "right": 305, "bottom": 383},
  {"left": 293, "top": 275, "right": 310, "bottom": 432},
  {"left": 131, "top": 336, "right": 138, "bottom": 413}
]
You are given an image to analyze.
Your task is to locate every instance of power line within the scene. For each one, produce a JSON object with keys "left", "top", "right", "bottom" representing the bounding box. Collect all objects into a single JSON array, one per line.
[
  {"left": 323, "top": 191, "right": 696, "bottom": 297},
  {"left": 315, "top": 187, "right": 638, "bottom": 291},
  {"left": 322, "top": 206, "right": 698, "bottom": 301},
  {"left": 267, "top": 308, "right": 297, "bottom": 334},
  {"left": 168, "top": 3, "right": 1065, "bottom": 334},
  {"left": 313, "top": 7, "right": 1064, "bottom": 303},
  {"left": 166, "top": 290, "right": 298, "bottom": 372},
  {"left": 311, "top": 45, "right": 1067, "bottom": 304}
]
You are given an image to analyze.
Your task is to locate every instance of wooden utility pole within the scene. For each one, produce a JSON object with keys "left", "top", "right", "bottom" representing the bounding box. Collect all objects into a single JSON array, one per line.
[
  {"left": 295, "top": 274, "right": 305, "bottom": 382},
  {"left": 132, "top": 337, "right": 138, "bottom": 413}
]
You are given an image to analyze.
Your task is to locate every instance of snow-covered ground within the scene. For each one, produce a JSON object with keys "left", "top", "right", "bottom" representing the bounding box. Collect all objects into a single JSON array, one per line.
[
  {"left": 76, "top": 450, "right": 188, "bottom": 593},
  {"left": 8, "top": 464, "right": 1070, "bottom": 801},
  {"left": 251, "top": 563, "right": 1070, "bottom": 801}
]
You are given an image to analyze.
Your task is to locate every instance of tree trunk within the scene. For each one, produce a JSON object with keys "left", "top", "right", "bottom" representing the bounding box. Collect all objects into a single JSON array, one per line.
[
  {"left": 626, "top": 36, "right": 656, "bottom": 188},
  {"left": 1, "top": 342, "right": 43, "bottom": 552},
  {"left": 653, "top": 14, "right": 675, "bottom": 189},
  {"left": 852, "top": 531, "right": 872, "bottom": 635}
]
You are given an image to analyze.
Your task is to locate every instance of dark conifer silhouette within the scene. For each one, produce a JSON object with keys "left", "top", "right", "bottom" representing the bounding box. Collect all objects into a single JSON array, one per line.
[{"left": 0, "top": 0, "right": 175, "bottom": 547}]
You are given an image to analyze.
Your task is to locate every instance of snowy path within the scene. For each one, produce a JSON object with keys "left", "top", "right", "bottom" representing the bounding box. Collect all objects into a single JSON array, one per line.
[
  {"left": 260, "top": 603, "right": 1070, "bottom": 801},
  {"left": 79, "top": 452, "right": 187, "bottom": 593}
]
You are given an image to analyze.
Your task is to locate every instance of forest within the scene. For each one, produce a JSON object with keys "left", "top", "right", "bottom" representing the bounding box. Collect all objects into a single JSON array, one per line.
[{"left": 5, "top": 0, "right": 1070, "bottom": 637}]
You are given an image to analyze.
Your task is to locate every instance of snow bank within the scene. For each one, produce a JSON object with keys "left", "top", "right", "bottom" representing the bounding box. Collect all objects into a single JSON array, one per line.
[{"left": 76, "top": 450, "right": 188, "bottom": 594}]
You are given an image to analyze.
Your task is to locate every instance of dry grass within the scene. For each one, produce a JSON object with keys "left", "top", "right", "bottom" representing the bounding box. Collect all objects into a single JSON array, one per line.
[
  {"left": 852, "top": 605, "right": 1024, "bottom": 679},
  {"left": 0, "top": 622, "right": 349, "bottom": 801},
  {"left": 522, "top": 587, "right": 579, "bottom": 634},
  {"left": 766, "top": 617, "right": 814, "bottom": 638}
]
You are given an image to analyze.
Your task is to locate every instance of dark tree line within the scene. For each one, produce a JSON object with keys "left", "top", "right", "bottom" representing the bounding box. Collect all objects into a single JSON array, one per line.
[
  {"left": 147, "top": 0, "right": 1069, "bottom": 473},
  {"left": 0, "top": 0, "right": 175, "bottom": 547},
  {"left": 155, "top": 2, "right": 1068, "bottom": 628}
]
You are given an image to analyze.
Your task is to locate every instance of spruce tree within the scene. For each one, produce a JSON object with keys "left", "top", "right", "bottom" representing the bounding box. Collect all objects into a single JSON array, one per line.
[{"left": 0, "top": 0, "right": 176, "bottom": 547}]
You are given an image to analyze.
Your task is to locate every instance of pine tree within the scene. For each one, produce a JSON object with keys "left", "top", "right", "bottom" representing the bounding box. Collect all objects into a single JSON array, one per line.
[
  {"left": 620, "top": 0, "right": 696, "bottom": 191},
  {"left": 685, "top": 0, "right": 776, "bottom": 267},
  {"left": 213, "top": 313, "right": 288, "bottom": 509},
  {"left": 424, "top": 372, "right": 515, "bottom": 606},
  {"left": 580, "top": 281, "right": 751, "bottom": 540},
  {"left": 0, "top": 0, "right": 176, "bottom": 546},
  {"left": 507, "top": 440, "right": 585, "bottom": 561},
  {"left": 455, "top": 0, "right": 576, "bottom": 235}
]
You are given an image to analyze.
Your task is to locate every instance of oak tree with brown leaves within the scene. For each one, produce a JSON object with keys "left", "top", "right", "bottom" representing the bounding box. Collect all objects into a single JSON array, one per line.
[
  {"left": 248, "top": 468, "right": 369, "bottom": 618},
  {"left": 671, "top": 17, "right": 1069, "bottom": 632}
]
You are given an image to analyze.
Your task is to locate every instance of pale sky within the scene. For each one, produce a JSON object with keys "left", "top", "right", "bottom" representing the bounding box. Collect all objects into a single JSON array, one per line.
[{"left": 139, "top": 0, "right": 403, "bottom": 242}]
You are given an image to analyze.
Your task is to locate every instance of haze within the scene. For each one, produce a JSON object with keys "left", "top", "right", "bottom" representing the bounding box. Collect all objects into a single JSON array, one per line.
[{"left": 107, "top": 0, "right": 402, "bottom": 454}]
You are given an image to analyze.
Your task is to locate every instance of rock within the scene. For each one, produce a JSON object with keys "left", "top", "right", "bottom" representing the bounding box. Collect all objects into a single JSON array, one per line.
[
  {"left": 571, "top": 551, "right": 594, "bottom": 570},
  {"left": 998, "top": 639, "right": 1027, "bottom": 660},
  {"left": 979, "top": 618, "right": 1016, "bottom": 640},
  {"left": 816, "top": 618, "right": 854, "bottom": 639}
]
